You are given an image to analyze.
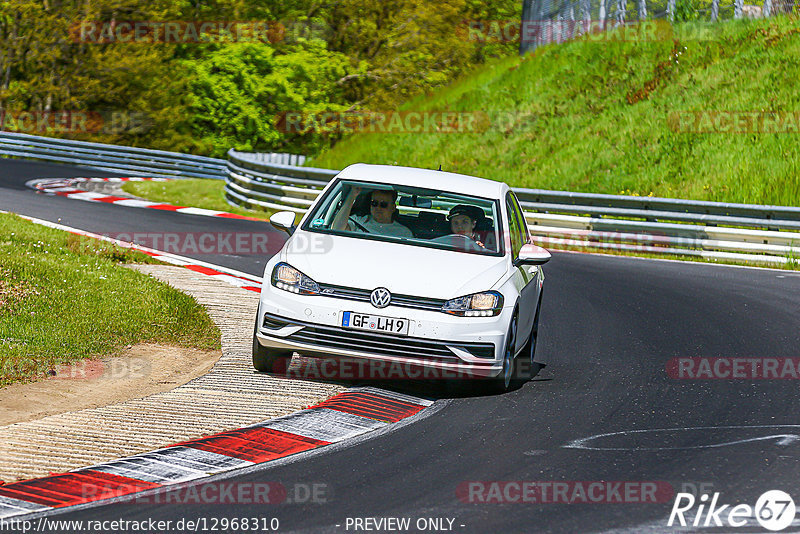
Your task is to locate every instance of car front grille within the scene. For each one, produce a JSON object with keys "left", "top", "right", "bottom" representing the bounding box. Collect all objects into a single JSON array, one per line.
[
  {"left": 263, "top": 314, "right": 494, "bottom": 364},
  {"left": 316, "top": 283, "right": 447, "bottom": 312}
]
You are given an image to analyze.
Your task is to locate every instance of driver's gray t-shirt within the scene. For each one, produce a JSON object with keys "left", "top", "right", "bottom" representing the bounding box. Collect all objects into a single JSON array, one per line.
[{"left": 351, "top": 215, "right": 413, "bottom": 238}]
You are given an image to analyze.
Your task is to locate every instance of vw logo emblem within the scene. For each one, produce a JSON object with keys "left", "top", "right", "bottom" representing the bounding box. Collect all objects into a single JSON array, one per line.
[{"left": 370, "top": 287, "right": 391, "bottom": 309}]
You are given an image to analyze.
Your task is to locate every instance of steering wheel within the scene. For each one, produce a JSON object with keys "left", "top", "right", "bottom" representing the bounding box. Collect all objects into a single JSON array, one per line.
[
  {"left": 432, "top": 233, "right": 473, "bottom": 243},
  {"left": 348, "top": 216, "right": 371, "bottom": 233},
  {"left": 431, "top": 233, "right": 485, "bottom": 250}
]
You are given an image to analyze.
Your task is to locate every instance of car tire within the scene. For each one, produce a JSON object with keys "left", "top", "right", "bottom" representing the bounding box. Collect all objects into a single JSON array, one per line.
[
  {"left": 252, "top": 312, "right": 292, "bottom": 374},
  {"left": 490, "top": 312, "right": 521, "bottom": 393},
  {"left": 518, "top": 292, "right": 545, "bottom": 381}
]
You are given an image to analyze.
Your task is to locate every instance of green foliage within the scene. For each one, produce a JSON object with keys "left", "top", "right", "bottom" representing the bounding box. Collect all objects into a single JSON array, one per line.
[
  {"left": 323, "top": 0, "right": 520, "bottom": 108},
  {"left": 1, "top": 0, "right": 520, "bottom": 156},
  {"left": 0, "top": 0, "right": 193, "bottom": 149},
  {"left": 181, "top": 41, "right": 350, "bottom": 156},
  {"left": 674, "top": 0, "right": 706, "bottom": 22}
]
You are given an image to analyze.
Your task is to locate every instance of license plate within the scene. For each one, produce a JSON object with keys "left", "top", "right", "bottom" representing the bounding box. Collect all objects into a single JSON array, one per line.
[{"left": 341, "top": 311, "right": 409, "bottom": 336}]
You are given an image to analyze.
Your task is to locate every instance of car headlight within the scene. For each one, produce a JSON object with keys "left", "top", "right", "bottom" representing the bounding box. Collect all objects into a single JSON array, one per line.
[
  {"left": 442, "top": 291, "right": 503, "bottom": 317},
  {"left": 271, "top": 262, "right": 319, "bottom": 295}
]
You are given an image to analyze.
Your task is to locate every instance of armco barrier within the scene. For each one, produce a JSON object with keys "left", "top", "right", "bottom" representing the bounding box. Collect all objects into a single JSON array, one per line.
[
  {"left": 2, "top": 133, "right": 797, "bottom": 266},
  {"left": 0, "top": 131, "right": 226, "bottom": 179},
  {"left": 225, "top": 149, "right": 335, "bottom": 213},
  {"left": 223, "top": 150, "right": 800, "bottom": 266}
]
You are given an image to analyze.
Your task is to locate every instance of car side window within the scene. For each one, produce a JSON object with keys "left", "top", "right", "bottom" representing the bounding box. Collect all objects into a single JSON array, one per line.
[
  {"left": 505, "top": 194, "right": 523, "bottom": 259},
  {"left": 509, "top": 193, "right": 529, "bottom": 246}
]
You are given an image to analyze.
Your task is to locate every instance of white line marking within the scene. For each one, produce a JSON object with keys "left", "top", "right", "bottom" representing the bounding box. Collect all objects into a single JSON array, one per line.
[
  {"left": 176, "top": 207, "right": 225, "bottom": 217},
  {"left": 565, "top": 425, "right": 800, "bottom": 451},
  {"left": 110, "top": 199, "right": 160, "bottom": 208},
  {"left": 150, "top": 255, "right": 193, "bottom": 267},
  {"left": 46, "top": 186, "right": 82, "bottom": 193},
  {"left": 66, "top": 192, "right": 107, "bottom": 201},
  {"left": 0, "top": 211, "right": 263, "bottom": 286},
  {"left": 209, "top": 274, "right": 253, "bottom": 287}
]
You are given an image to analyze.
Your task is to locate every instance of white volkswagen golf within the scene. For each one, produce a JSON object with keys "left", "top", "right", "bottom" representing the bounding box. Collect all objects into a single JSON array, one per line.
[{"left": 253, "top": 164, "right": 550, "bottom": 391}]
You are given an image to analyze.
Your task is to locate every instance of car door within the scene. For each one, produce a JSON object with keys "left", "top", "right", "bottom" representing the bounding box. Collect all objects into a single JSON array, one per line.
[{"left": 506, "top": 192, "right": 540, "bottom": 350}]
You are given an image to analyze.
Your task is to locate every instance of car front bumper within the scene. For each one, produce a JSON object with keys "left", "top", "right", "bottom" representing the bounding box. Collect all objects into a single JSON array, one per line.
[{"left": 256, "top": 285, "right": 512, "bottom": 378}]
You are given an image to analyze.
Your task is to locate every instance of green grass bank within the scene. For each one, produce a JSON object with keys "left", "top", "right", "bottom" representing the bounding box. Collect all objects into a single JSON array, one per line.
[
  {"left": 311, "top": 16, "right": 800, "bottom": 207},
  {"left": 0, "top": 214, "right": 220, "bottom": 387}
]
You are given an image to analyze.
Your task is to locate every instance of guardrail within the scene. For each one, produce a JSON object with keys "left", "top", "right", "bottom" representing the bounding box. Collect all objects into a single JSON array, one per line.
[
  {"left": 225, "top": 150, "right": 800, "bottom": 266},
  {"left": 234, "top": 152, "right": 307, "bottom": 167},
  {"left": 0, "top": 131, "right": 226, "bottom": 179},
  {"left": 225, "top": 149, "right": 335, "bottom": 213},
  {"left": 3, "top": 134, "right": 796, "bottom": 266}
]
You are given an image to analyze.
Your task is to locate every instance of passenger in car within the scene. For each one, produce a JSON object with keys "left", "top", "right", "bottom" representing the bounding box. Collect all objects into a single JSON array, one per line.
[
  {"left": 447, "top": 204, "right": 487, "bottom": 247},
  {"left": 332, "top": 186, "right": 413, "bottom": 238}
]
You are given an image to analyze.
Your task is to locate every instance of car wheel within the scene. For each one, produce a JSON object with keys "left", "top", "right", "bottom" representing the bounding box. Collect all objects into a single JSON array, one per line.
[
  {"left": 519, "top": 292, "right": 545, "bottom": 381},
  {"left": 491, "top": 312, "right": 519, "bottom": 393},
  {"left": 252, "top": 312, "right": 292, "bottom": 374}
]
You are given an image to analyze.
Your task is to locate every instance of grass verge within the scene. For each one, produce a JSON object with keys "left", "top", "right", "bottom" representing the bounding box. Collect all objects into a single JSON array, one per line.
[
  {"left": 122, "top": 179, "right": 272, "bottom": 220},
  {"left": 310, "top": 16, "right": 800, "bottom": 207},
  {"left": 0, "top": 213, "right": 220, "bottom": 388}
]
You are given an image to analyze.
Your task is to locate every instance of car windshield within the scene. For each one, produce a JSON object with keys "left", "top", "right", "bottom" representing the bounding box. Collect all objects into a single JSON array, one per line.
[{"left": 301, "top": 180, "right": 503, "bottom": 256}]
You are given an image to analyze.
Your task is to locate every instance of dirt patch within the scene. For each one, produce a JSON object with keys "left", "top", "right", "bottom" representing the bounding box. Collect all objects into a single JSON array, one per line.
[
  {"left": 0, "top": 269, "right": 40, "bottom": 312},
  {"left": 0, "top": 343, "right": 221, "bottom": 426},
  {"left": 626, "top": 41, "right": 683, "bottom": 105}
]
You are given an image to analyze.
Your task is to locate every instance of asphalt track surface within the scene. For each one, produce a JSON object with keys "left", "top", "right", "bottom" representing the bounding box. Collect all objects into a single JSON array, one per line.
[{"left": 3, "top": 159, "right": 800, "bottom": 533}]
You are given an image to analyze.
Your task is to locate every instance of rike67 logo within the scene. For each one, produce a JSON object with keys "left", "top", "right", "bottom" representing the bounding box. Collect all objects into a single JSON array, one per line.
[{"left": 668, "top": 490, "right": 796, "bottom": 531}]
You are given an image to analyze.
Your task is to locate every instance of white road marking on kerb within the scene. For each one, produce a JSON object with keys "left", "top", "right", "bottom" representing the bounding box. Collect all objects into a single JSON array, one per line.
[
  {"left": 131, "top": 446, "right": 253, "bottom": 473},
  {"left": 256, "top": 408, "right": 387, "bottom": 443},
  {"left": 65, "top": 192, "right": 107, "bottom": 201},
  {"left": 0, "top": 496, "right": 51, "bottom": 519},
  {"left": 111, "top": 199, "right": 160, "bottom": 208},
  {"left": 89, "top": 457, "right": 207, "bottom": 484},
  {"left": 210, "top": 274, "right": 254, "bottom": 287},
  {"left": 177, "top": 207, "right": 225, "bottom": 217},
  {"left": 354, "top": 386, "right": 434, "bottom": 406}
]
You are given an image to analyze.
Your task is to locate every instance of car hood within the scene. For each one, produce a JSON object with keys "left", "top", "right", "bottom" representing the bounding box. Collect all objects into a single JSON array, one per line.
[{"left": 282, "top": 232, "right": 509, "bottom": 299}]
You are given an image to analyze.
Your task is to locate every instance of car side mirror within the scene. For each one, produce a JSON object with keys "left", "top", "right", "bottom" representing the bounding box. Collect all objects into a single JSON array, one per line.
[
  {"left": 516, "top": 244, "right": 551, "bottom": 266},
  {"left": 270, "top": 211, "right": 297, "bottom": 235}
]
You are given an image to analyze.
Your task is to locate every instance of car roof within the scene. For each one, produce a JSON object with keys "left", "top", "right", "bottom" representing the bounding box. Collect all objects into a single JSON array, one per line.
[{"left": 336, "top": 163, "right": 508, "bottom": 200}]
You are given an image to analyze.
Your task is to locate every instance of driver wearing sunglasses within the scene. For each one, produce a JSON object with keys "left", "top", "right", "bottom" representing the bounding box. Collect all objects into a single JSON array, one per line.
[{"left": 332, "top": 186, "right": 413, "bottom": 238}]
